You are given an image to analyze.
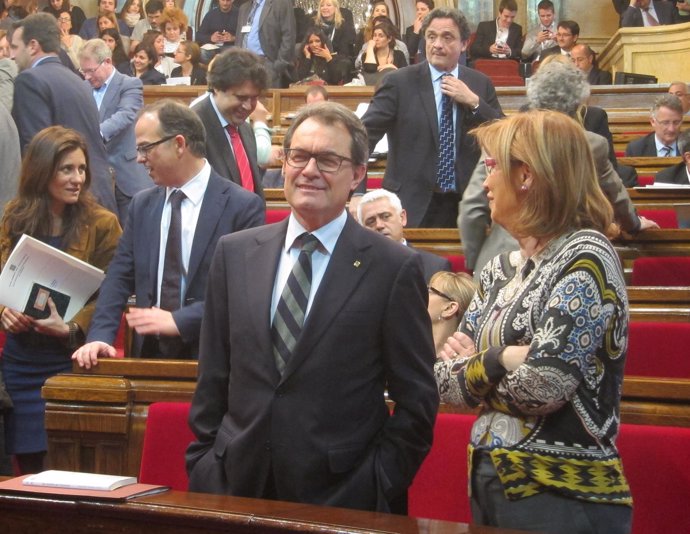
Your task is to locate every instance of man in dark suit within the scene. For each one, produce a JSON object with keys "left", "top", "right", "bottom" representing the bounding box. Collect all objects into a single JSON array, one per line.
[
  {"left": 192, "top": 48, "right": 265, "bottom": 198},
  {"left": 470, "top": 0, "right": 523, "bottom": 61},
  {"left": 357, "top": 189, "right": 451, "bottom": 282},
  {"left": 540, "top": 19, "right": 579, "bottom": 59},
  {"left": 621, "top": 0, "right": 680, "bottom": 26},
  {"left": 236, "top": 0, "right": 295, "bottom": 87},
  {"left": 360, "top": 8, "right": 503, "bottom": 228},
  {"left": 72, "top": 100, "right": 264, "bottom": 366},
  {"left": 186, "top": 102, "right": 438, "bottom": 513},
  {"left": 78, "top": 39, "right": 154, "bottom": 223},
  {"left": 571, "top": 44, "right": 612, "bottom": 85},
  {"left": 656, "top": 130, "right": 690, "bottom": 184},
  {"left": 625, "top": 94, "right": 684, "bottom": 157},
  {"left": 10, "top": 13, "right": 117, "bottom": 213}
]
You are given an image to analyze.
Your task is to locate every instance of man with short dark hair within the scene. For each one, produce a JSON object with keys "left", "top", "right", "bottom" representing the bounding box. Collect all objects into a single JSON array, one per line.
[
  {"left": 360, "top": 7, "right": 503, "bottom": 228},
  {"left": 130, "top": 0, "right": 164, "bottom": 50},
  {"left": 625, "top": 95, "right": 684, "bottom": 157},
  {"left": 570, "top": 44, "right": 612, "bottom": 85},
  {"left": 196, "top": 0, "right": 238, "bottom": 63},
  {"left": 192, "top": 48, "right": 267, "bottom": 197},
  {"left": 357, "top": 189, "right": 451, "bottom": 282},
  {"left": 621, "top": 0, "right": 680, "bottom": 27},
  {"left": 541, "top": 19, "right": 579, "bottom": 58},
  {"left": 187, "top": 101, "right": 438, "bottom": 513},
  {"left": 521, "top": 0, "right": 558, "bottom": 61},
  {"left": 656, "top": 129, "right": 690, "bottom": 184},
  {"left": 470, "top": 0, "right": 523, "bottom": 61},
  {"left": 79, "top": 0, "right": 131, "bottom": 39},
  {"left": 78, "top": 38, "right": 154, "bottom": 222},
  {"left": 72, "top": 100, "right": 264, "bottom": 365},
  {"left": 10, "top": 13, "right": 116, "bottom": 213}
]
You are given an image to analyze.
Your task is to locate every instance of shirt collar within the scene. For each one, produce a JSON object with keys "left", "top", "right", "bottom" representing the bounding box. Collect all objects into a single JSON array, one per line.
[
  {"left": 165, "top": 160, "right": 212, "bottom": 207},
  {"left": 428, "top": 61, "right": 459, "bottom": 82},
  {"left": 95, "top": 67, "right": 117, "bottom": 93},
  {"left": 284, "top": 210, "right": 347, "bottom": 256}
]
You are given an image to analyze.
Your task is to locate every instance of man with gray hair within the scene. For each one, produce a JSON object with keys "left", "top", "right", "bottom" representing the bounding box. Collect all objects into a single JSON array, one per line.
[
  {"left": 668, "top": 81, "right": 690, "bottom": 115},
  {"left": 357, "top": 189, "right": 451, "bottom": 282},
  {"left": 460, "top": 59, "right": 657, "bottom": 277},
  {"left": 656, "top": 129, "right": 690, "bottom": 185},
  {"left": 78, "top": 38, "right": 153, "bottom": 222},
  {"left": 10, "top": 13, "right": 116, "bottom": 213},
  {"left": 72, "top": 99, "right": 264, "bottom": 365},
  {"left": 187, "top": 101, "right": 438, "bottom": 513},
  {"left": 625, "top": 94, "right": 684, "bottom": 157}
]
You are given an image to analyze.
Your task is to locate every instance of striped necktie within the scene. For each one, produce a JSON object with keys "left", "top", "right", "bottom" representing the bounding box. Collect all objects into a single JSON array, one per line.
[
  {"left": 271, "top": 233, "right": 320, "bottom": 374},
  {"left": 435, "top": 74, "right": 456, "bottom": 192}
]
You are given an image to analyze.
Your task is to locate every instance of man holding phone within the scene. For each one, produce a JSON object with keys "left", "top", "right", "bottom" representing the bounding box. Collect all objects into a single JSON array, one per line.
[
  {"left": 470, "top": 0, "right": 523, "bottom": 62},
  {"left": 522, "top": 0, "right": 558, "bottom": 61}
]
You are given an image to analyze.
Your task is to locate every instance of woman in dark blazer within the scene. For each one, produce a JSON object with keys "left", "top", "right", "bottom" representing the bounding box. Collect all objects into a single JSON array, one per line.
[
  {"left": 313, "top": 0, "right": 356, "bottom": 60},
  {"left": 171, "top": 41, "right": 207, "bottom": 86},
  {"left": 294, "top": 29, "right": 350, "bottom": 85},
  {"left": 118, "top": 41, "right": 166, "bottom": 85}
]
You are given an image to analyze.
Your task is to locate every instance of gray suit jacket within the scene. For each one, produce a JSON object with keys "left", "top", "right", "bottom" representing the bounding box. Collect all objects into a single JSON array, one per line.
[
  {"left": 656, "top": 162, "right": 689, "bottom": 184},
  {"left": 85, "top": 171, "right": 265, "bottom": 357},
  {"left": 621, "top": 1, "right": 680, "bottom": 26},
  {"left": 93, "top": 70, "right": 153, "bottom": 199},
  {"left": 625, "top": 132, "right": 659, "bottom": 157},
  {"left": 362, "top": 61, "right": 503, "bottom": 227},
  {"left": 192, "top": 95, "right": 264, "bottom": 198},
  {"left": 12, "top": 56, "right": 117, "bottom": 213},
  {"left": 187, "top": 215, "right": 438, "bottom": 512},
  {"left": 237, "top": 0, "right": 295, "bottom": 68},
  {"left": 0, "top": 104, "right": 20, "bottom": 219},
  {"left": 460, "top": 131, "right": 640, "bottom": 276}
]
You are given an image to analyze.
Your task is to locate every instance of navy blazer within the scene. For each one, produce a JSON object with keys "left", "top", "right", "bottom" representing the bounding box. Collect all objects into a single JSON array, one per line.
[
  {"left": 187, "top": 215, "right": 438, "bottom": 511},
  {"left": 588, "top": 67, "right": 613, "bottom": 86},
  {"left": 192, "top": 95, "right": 264, "bottom": 198},
  {"left": 12, "top": 56, "right": 116, "bottom": 213},
  {"left": 362, "top": 61, "right": 503, "bottom": 226},
  {"left": 85, "top": 171, "right": 265, "bottom": 357},
  {"left": 625, "top": 132, "right": 660, "bottom": 157}
]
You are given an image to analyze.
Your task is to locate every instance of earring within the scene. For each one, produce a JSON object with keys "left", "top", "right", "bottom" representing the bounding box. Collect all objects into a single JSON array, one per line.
[
  {"left": 437, "top": 315, "right": 442, "bottom": 322},
  {"left": 520, "top": 184, "right": 529, "bottom": 192}
]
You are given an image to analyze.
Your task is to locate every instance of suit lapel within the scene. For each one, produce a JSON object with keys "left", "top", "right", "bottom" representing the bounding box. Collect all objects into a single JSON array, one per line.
[
  {"left": 203, "top": 97, "right": 241, "bottom": 184},
  {"left": 100, "top": 71, "right": 121, "bottom": 122},
  {"left": 419, "top": 63, "right": 439, "bottom": 149},
  {"left": 259, "top": 0, "right": 272, "bottom": 28},
  {"left": 279, "top": 218, "right": 373, "bottom": 383},
  {"left": 147, "top": 188, "right": 166, "bottom": 299}
]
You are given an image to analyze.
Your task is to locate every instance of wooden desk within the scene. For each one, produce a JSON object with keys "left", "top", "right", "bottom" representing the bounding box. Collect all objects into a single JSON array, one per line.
[{"left": 0, "top": 488, "right": 529, "bottom": 534}]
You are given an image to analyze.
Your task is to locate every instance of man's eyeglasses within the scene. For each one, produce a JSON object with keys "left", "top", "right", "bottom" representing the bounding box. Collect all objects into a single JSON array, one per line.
[
  {"left": 283, "top": 148, "right": 354, "bottom": 173},
  {"left": 428, "top": 286, "right": 454, "bottom": 301},
  {"left": 79, "top": 60, "right": 104, "bottom": 76},
  {"left": 136, "top": 134, "right": 177, "bottom": 156},
  {"left": 654, "top": 119, "right": 683, "bottom": 128},
  {"left": 555, "top": 32, "right": 573, "bottom": 38}
]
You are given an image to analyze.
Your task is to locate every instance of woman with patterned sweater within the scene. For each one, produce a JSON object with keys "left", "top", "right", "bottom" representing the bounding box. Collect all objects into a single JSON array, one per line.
[{"left": 435, "top": 110, "right": 632, "bottom": 534}]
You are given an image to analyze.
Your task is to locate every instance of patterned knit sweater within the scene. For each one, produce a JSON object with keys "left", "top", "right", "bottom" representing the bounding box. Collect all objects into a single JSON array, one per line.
[{"left": 435, "top": 229, "right": 632, "bottom": 505}]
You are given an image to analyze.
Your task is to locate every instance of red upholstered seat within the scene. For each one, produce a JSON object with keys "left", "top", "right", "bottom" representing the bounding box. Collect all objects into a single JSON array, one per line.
[
  {"left": 617, "top": 423, "right": 690, "bottom": 534},
  {"left": 472, "top": 59, "right": 524, "bottom": 87},
  {"left": 626, "top": 322, "right": 690, "bottom": 378},
  {"left": 445, "top": 254, "right": 468, "bottom": 274},
  {"left": 637, "top": 209, "right": 677, "bottom": 228},
  {"left": 266, "top": 209, "right": 291, "bottom": 224},
  {"left": 636, "top": 175, "right": 655, "bottom": 187},
  {"left": 139, "top": 402, "right": 194, "bottom": 490},
  {"left": 631, "top": 256, "right": 690, "bottom": 286},
  {"left": 367, "top": 177, "right": 383, "bottom": 189},
  {"left": 408, "top": 413, "right": 474, "bottom": 522}
]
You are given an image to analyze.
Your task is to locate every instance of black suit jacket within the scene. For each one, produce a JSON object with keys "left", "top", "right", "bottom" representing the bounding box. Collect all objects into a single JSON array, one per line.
[
  {"left": 470, "top": 20, "right": 523, "bottom": 60},
  {"left": 362, "top": 61, "right": 503, "bottom": 226},
  {"left": 625, "top": 132, "right": 659, "bottom": 157},
  {"left": 580, "top": 105, "right": 617, "bottom": 165},
  {"left": 588, "top": 67, "right": 613, "bottom": 85},
  {"left": 187, "top": 215, "right": 439, "bottom": 512},
  {"left": 12, "top": 56, "right": 116, "bottom": 213},
  {"left": 85, "top": 171, "right": 265, "bottom": 357},
  {"left": 412, "top": 246, "right": 452, "bottom": 283},
  {"left": 656, "top": 162, "right": 689, "bottom": 184},
  {"left": 192, "top": 95, "right": 264, "bottom": 198},
  {"left": 621, "top": 1, "right": 680, "bottom": 26}
]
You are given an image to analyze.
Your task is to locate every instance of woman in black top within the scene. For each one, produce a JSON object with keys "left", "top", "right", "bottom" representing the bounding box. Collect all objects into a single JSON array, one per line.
[
  {"left": 118, "top": 41, "right": 166, "bottom": 85},
  {"left": 361, "top": 19, "right": 407, "bottom": 82},
  {"left": 171, "top": 41, "right": 207, "bottom": 86},
  {"left": 313, "top": 0, "right": 356, "bottom": 59},
  {"left": 295, "top": 29, "right": 350, "bottom": 85}
]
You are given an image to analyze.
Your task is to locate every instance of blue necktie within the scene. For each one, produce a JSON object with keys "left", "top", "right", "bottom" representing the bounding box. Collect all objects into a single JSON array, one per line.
[{"left": 436, "top": 74, "right": 456, "bottom": 192}]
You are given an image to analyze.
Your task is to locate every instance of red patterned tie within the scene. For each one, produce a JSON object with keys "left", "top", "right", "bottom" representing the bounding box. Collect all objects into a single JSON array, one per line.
[{"left": 226, "top": 124, "right": 255, "bottom": 192}]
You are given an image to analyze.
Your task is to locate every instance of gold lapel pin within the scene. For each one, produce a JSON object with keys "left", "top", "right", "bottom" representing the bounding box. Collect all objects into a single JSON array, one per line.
[{"left": 353, "top": 260, "right": 361, "bottom": 267}]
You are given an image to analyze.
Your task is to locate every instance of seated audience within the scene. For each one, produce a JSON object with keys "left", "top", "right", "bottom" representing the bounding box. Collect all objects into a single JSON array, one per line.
[
  {"left": 541, "top": 19, "right": 579, "bottom": 59},
  {"left": 625, "top": 94, "right": 684, "bottom": 156},
  {"left": 130, "top": 0, "right": 162, "bottom": 50},
  {"left": 141, "top": 30, "right": 176, "bottom": 78},
  {"left": 97, "top": 11, "right": 119, "bottom": 34},
  {"left": 79, "top": 0, "right": 130, "bottom": 39},
  {"left": 404, "top": 0, "right": 433, "bottom": 63},
  {"left": 570, "top": 44, "right": 612, "bottom": 85},
  {"left": 427, "top": 271, "right": 476, "bottom": 355},
  {"left": 305, "top": 84, "right": 328, "bottom": 103},
  {"left": 101, "top": 27, "right": 129, "bottom": 66},
  {"left": 195, "top": 0, "right": 238, "bottom": 63},
  {"left": 118, "top": 0, "right": 142, "bottom": 30},
  {"left": 355, "top": 0, "right": 391, "bottom": 51},
  {"left": 470, "top": 0, "right": 523, "bottom": 61},
  {"left": 354, "top": 14, "right": 409, "bottom": 71},
  {"left": 438, "top": 109, "right": 632, "bottom": 533},
  {"left": 43, "top": 0, "right": 85, "bottom": 34},
  {"left": 361, "top": 19, "right": 408, "bottom": 78},
  {"left": 119, "top": 41, "right": 167, "bottom": 85},
  {"left": 294, "top": 28, "right": 351, "bottom": 85},
  {"left": 521, "top": 0, "right": 557, "bottom": 61},
  {"left": 171, "top": 41, "right": 206, "bottom": 85},
  {"left": 669, "top": 81, "right": 690, "bottom": 114},
  {"left": 621, "top": 0, "right": 680, "bottom": 26},
  {"left": 656, "top": 129, "right": 690, "bottom": 184},
  {"left": 159, "top": 6, "right": 187, "bottom": 56},
  {"left": 57, "top": 10, "right": 82, "bottom": 68},
  {"left": 0, "top": 126, "right": 121, "bottom": 474},
  {"left": 357, "top": 189, "right": 451, "bottom": 282},
  {"left": 314, "top": 0, "right": 356, "bottom": 60}
]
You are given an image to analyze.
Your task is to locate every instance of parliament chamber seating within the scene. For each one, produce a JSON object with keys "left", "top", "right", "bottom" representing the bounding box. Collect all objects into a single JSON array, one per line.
[
  {"left": 636, "top": 175, "right": 655, "bottom": 187},
  {"left": 626, "top": 322, "right": 690, "bottom": 379},
  {"left": 471, "top": 59, "right": 524, "bottom": 87},
  {"left": 631, "top": 256, "right": 690, "bottom": 286},
  {"left": 637, "top": 209, "right": 678, "bottom": 228}
]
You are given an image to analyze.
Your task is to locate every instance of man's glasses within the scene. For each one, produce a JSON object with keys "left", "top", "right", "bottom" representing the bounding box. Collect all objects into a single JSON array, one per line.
[
  {"left": 283, "top": 148, "right": 354, "bottom": 173},
  {"left": 428, "top": 286, "right": 454, "bottom": 301},
  {"left": 79, "top": 60, "right": 104, "bottom": 76},
  {"left": 135, "top": 134, "right": 177, "bottom": 156}
]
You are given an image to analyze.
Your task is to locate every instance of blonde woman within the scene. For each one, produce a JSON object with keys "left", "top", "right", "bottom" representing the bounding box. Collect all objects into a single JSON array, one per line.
[
  {"left": 314, "top": 0, "right": 356, "bottom": 58},
  {"left": 427, "top": 271, "right": 476, "bottom": 354}
]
